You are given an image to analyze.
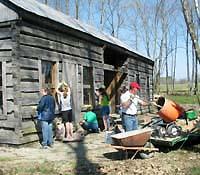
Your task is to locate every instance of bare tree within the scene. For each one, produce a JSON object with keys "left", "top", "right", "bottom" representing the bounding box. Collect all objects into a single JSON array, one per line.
[
  {"left": 194, "top": 0, "right": 200, "bottom": 24},
  {"left": 55, "top": 0, "right": 61, "bottom": 11},
  {"left": 65, "top": 0, "right": 70, "bottom": 15},
  {"left": 171, "top": 27, "right": 177, "bottom": 93},
  {"left": 75, "top": 0, "right": 80, "bottom": 19},
  {"left": 181, "top": 0, "right": 200, "bottom": 63},
  {"left": 186, "top": 30, "right": 192, "bottom": 94},
  {"left": 99, "top": 0, "right": 106, "bottom": 29},
  {"left": 87, "top": 0, "right": 92, "bottom": 24}
]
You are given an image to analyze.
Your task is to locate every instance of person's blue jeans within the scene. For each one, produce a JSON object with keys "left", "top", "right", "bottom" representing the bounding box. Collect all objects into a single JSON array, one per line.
[
  {"left": 41, "top": 121, "right": 53, "bottom": 146},
  {"left": 122, "top": 114, "right": 138, "bottom": 131},
  {"left": 81, "top": 122, "right": 99, "bottom": 133}
]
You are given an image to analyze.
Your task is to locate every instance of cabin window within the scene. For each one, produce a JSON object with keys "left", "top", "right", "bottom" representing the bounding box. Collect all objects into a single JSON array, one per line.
[
  {"left": 83, "top": 66, "right": 93, "bottom": 105},
  {"left": 41, "top": 60, "right": 57, "bottom": 91},
  {"left": 0, "top": 62, "right": 2, "bottom": 114},
  {"left": 136, "top": 74, "right": 140, "bottom": 85}
]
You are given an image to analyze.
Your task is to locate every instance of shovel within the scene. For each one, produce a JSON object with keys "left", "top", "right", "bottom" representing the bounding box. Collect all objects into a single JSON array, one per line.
[{"left": 130, "top": 95, "right": 163, "bottom": 109}]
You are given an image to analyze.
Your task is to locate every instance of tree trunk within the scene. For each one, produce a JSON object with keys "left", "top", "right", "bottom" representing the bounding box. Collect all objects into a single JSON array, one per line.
[
  {"left": 75, "top": 0, "right": 80, "bottom": 19},
  {"left": 186, "top": 30, "right": 191, "bottom": 94},
  {"left": 65, "top": 0, "right": 69, "bottom": 15},
  {"left": 181, "top": 0, "right": 200, "bottom": 63},
  {"left": 172, "top": 30, "right": 177, "bottom": 93}
]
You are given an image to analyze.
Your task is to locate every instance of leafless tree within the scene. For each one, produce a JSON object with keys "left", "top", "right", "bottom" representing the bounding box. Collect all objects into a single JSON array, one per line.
[
  {"left": 75, "top": 0, "right": 80, "bottom": 19},
  {"left": 65, "top": 0, "right": 69, "bottom": 15},
  {"left": 181, "top": 0, "right": 200, "bottom": 63},
  {"left": 87, "top": 0, "right": 92, "bottom": 24},
  {"left": 55, "top": 0, "right": 61, "bottom": 11},
  {"left": 194, "top": 0, "right": 200, "bottom": 25},
  {"left": 171, "top": 26, "right": 178, "bottom": 93},
  {"left": 103, "top": 0, "right": 126, "bottom": 37}
]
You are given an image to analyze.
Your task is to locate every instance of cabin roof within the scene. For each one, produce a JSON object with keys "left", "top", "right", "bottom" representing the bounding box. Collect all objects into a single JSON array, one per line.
[{"left": 6, "top": 0, "right": 152, "bottom": 62}]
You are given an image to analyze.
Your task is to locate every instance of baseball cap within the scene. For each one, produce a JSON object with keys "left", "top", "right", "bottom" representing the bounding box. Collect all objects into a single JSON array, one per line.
[{"left": 130, "top": 82, "right": 141, "bottom": 89}]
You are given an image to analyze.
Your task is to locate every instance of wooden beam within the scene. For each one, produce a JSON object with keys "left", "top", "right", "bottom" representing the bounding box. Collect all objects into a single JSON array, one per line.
[{"left": 2, "top": 61, "right": 7, "bottom": 115}]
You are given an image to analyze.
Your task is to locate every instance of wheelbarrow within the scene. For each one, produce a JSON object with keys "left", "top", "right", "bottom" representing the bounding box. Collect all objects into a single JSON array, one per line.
[{"left": 110, "top": 128, "right": 159, "bottom": 159}]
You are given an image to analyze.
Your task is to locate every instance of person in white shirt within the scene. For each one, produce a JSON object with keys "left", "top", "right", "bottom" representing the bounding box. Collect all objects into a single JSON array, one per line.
[
  {"left": 120, "top": 82, "right": 147, "bottom": 131},
  {"left": 56, "top": 82, "right": 73, "bottom": 141}
]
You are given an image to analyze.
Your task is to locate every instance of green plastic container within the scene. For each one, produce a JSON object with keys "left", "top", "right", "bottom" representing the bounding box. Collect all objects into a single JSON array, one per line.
[{"left": 186, "top": 110, "right": 197, "bottom": 120}]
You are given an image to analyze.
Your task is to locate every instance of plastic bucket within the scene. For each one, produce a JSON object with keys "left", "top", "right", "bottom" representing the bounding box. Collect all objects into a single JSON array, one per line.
[
  {"left": 186, "top": 110, "right": 197, "bottom": 120},
  {"left": 157, "top": 98, "right": 185, "bottom": 123},
  {"left": 104, "top": 131, "right": 114, "bottom": 144}
]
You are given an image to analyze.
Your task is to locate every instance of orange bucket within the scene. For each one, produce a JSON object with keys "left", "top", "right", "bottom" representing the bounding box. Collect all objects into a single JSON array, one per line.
[{"left": 157, "top": 98, "right": 185, "bottom": 123}]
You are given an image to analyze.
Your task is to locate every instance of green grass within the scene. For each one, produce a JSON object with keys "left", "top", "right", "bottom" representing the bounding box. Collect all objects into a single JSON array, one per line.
[
  {"left": 12, "top": 161, "right": 58, "bottom": 175},
  {"left": 158, "top": 83, "right": 200, "bottom": 104},
  {"left": 188, "top": 166, "right": 200, "bottom": 175},
  {"left": 166, "top": 94, "right": 199, "bottom": 104},
  {"left": 0, "top": 157, "right": 13, "bottom": 161},
  {"left": 160, "top": 83, "right": 200, "bottom": 94}
]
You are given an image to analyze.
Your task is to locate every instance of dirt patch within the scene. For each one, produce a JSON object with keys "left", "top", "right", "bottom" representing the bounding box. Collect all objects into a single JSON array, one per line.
[
  {"left": 1, "top": 106, "right": 200, "bottom": 175},
  {"left": 0, "top": 130, "right": 200, "bottom": 175}
]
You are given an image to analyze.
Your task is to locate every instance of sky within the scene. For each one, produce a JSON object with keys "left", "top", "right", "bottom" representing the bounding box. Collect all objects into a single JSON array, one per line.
[{"left": 37, "top": 0, "right": 199, "bottom": 80}]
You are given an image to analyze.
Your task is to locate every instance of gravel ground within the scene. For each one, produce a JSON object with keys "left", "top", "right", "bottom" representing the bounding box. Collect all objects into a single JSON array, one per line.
[
  {"left": 1, "top": 129, "right": 200, "bottom": 175},
  {"left": 0, "top": 105, "right": 200, "bottom": 175}
]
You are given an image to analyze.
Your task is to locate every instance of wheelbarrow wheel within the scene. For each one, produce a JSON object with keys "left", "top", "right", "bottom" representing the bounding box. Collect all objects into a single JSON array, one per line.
[{"left": 139, "top": 142, "right": 155, "bottom": 159}]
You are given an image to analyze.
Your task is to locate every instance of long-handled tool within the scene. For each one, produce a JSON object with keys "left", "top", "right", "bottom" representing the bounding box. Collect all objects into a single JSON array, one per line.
[{"left": 130, "top": 95, "right": 163, "bottom": 109}]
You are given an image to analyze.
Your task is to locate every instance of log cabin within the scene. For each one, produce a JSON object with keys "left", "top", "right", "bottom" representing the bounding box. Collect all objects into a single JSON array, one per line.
[{"left": 0, "top": 0, "right": 154, "bottom": 145}]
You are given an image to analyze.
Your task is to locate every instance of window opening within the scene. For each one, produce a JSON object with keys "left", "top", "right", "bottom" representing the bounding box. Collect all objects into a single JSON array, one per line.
[
  {"left": 41, "top": 60, "right": 57, "bottom": 95},
  {"left": 83, "top": 66, "right": 93, "bottom": 105}
]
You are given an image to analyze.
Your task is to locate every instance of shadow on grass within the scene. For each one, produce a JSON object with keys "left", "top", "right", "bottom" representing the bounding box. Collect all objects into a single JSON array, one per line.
[
  {"left": 67, "top": 136, "right": 105, "bottom": 175},
  {"left": 103, "top": 150, "right": 142, "bottom": 160}
]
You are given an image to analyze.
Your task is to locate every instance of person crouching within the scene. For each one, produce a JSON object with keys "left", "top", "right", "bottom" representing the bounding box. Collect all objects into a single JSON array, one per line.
[{"left": 79, "top": 106, "right": 99, "bottom": 133}]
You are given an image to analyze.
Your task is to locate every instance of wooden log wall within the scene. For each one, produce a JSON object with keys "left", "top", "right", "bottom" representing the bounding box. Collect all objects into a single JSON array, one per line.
[
  {"left": 0, "top": 21, "right": 24, "bottom": 144},
  {"left": 0, "top": 18, "right": 154, "bottom": 144},
  {"left": 0, "top": 17, "right": 105, "bottom": 145},
  {"left": 17, "top": 20, "right": 104, "bottom": 144}
]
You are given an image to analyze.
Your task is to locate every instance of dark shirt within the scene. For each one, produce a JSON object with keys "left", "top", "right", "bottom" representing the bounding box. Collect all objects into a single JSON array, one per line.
[{"left": 37, "top": 95, "right": 55, "bottom": 121}]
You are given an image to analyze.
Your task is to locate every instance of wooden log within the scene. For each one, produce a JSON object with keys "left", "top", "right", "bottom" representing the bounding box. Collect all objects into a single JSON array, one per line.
[
  {"left": 0, "top": 51, "right": 12, "bottom": 57},
  {"left": 20, "top": 69, "right": 39, "bottom": 80},
  {"left": 21, "top": 105, "right": 37, "bottom": 119},
  {"left": 0, "top": 129, "right": 21, "bottom": 145},
  {"left": 19, "top": 57, "right": 39, "bottom": 69},
  {"left": 20, "top": 92, "right": 40, "bottom": 106},
  {"left": 0, "top": 27, "right": 12, "bottom": 39},
  {"left": 19, "top": 133, "right": 41, "bottom": 144},
  {"left": 20, "top": 45, "right": 102, "bottom": 65},
  {"left": 20, "top": 82, "right": 39, "bottom": 92},
  {"left": 20, "top": 34, "right": 102, "bottom": 59},
  {"left": 20, "top": 25, "right": 103, "bottom": 54},
  {"left": 0, "top": 39, "right": 12, "bottom": 50},
  {"left": 21, "top": 120, "right": 41, "bottom": 135},
  {"left": 0, "top": 119, "right": 20, "bottom": 129}
]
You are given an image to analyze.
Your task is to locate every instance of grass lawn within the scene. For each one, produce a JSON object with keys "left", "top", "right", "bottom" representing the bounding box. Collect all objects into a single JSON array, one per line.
[
  {"left": 160, "top": 83, "right": 200, "bottom": 94},
  {"left": 159, "top": 83, "right": 200, "bottom": 105},
  {"left": 166, "top": 94, "right": 199, "bottom": 104}
]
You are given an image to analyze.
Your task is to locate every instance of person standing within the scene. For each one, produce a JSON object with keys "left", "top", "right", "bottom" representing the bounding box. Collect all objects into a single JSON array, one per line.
[
  {"left": 56, "top": 82, "right": 73, "bottom": 141},
  {"left": 99, "top": 87, "right": 110, "bottom": 131},
  {"left": 118, "top": 86, "right": 128, "bottom": 130},
  {"left": 37, "top": 88, "right": 55, "bottom": 149},
  {"left": 120, "top": 82, "right": 147, "bottom": 131}
]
